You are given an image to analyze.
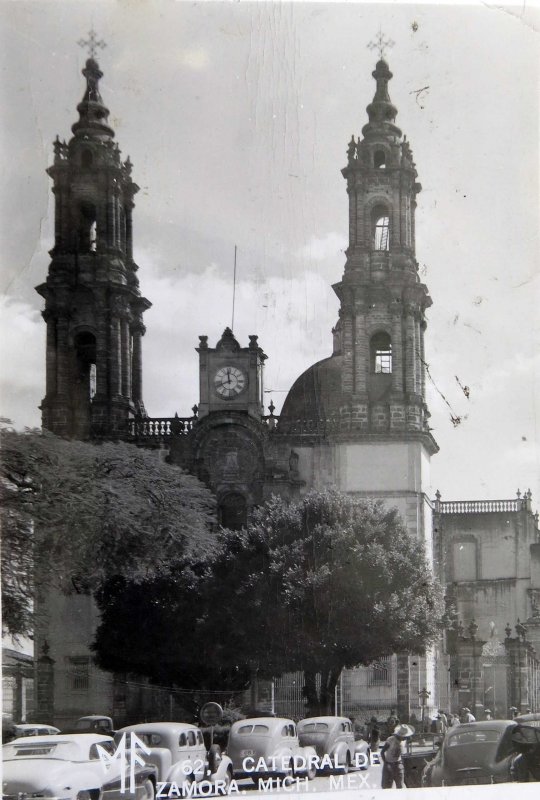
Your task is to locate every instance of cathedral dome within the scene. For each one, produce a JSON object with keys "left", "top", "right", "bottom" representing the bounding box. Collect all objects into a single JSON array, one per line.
[{"left": 278, "top": 353, "right": 344, "bottom": 433}]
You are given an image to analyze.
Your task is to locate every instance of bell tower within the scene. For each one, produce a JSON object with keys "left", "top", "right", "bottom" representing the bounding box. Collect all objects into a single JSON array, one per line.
[
  {"left": 335, "top": 57, "right": 435, "bottom": 443},
  {"left": 36, "top": 41, "right": 151, "bottom": 439}
]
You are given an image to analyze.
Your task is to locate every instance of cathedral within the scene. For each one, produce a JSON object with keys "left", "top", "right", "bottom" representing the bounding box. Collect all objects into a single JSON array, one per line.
[{"left": 26, "top": 43, "right": 540, "bottom": 727}]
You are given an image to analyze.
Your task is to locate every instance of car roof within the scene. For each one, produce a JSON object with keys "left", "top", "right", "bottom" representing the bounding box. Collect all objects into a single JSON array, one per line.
[
  {"left": 298, "top": 716, "right": 349, "bottom": 725},
  {"left": 14, "top": 723, "right": 59, "bottom": 730},
  {"left": 117, "top": 722, "right": 199, "bottom": 734},
  {"left": 7, "top": 733, "right": 113, "bottom": 744},
  {"left": 448, "top": 720, "right": 516, "bottom": 732},
  {"left": 77, "top": 715, "right": 112, "bottom": 721},
  {"left": 233, "top": 717, "right": 293, "bottom": 728},
  {"left": 515, "top": 713, "right": 540, "bottom": 722}
]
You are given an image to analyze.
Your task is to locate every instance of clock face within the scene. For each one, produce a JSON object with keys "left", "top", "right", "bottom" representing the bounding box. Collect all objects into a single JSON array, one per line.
[{"left": 214, "top": 366, "right": 246, "bottom": 399}]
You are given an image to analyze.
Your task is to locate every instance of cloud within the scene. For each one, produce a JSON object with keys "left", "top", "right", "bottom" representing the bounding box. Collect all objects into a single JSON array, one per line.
[
  {"left": 0, "top": 297, "right": 44, "bottom": 428},
  {"left": 140, "top": 255, "right": 337, "bottom": 419},
  {"left": 298, "top": 232, "right": 347, "bottom": 263}
]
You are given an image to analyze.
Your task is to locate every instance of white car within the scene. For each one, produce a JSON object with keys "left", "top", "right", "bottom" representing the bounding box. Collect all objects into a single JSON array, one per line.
[
  {"left": 116, "top": 722, "right": 234, "bottom": 789},
  {"left": 10, "top": 723, "right": 60, "bottom": 738},
  {"left": 2, "top": 733, "right": 156, "bottom": 800}
]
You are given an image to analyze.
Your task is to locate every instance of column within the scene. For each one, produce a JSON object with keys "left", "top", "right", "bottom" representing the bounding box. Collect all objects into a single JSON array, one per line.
[
  {"left": 55, "top": 314, "right": 70, "bottom": 397},
  {"left": 120, "top": 318, "right": 130, "bottom": 398},
  {"left": 415, "top": 315, "right": 423, "bottom": 395},
  {"left": 396, "top": 654, "right": 411, "bottom": 722},
  {"left": 36, "top": 648, "right": 55, "bottom": 724},
  {"left": 341, "top": 304, "right": 354, "bottom": 396},
  {"left": 354, "top": 308, "right": 368, "bottom": 394},
  {"left": 420, "top": 320, "right": 427, "bottom": 399},
  {"left": 131, "top": 327, "right": 143, "bottom": 405},
  {"left": 45, "top": 316, "right": 57, "bottom": 397},
  {"left": 391, "top": 309, "right": 404, "bottom": 393},
  {"left": 109, "top": 316, "right": 122, "bottom": 397},
  {"left": 404, "top": 307, "right": 416, "bottom": 395},
  {"left": 125, "top": 206, "right": 133, "bottom": 260}
]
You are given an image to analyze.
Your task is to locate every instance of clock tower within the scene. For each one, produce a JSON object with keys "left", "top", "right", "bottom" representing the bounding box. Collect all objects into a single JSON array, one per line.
[{"left": 196, "top": 327, "right": 266, "bottom": 419}]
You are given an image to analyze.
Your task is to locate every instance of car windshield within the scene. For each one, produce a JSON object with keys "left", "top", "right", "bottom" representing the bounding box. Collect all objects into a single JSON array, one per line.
[
  {"left": 127, "top": 732, "right": 163, "bottom": 747},
  {"left": 447, "top": 729, "right": 500, "bottom": 746},
  {"left": 74, "top": 719, "right": 94, "bottom": 729},
  {"left": 299, "top": 723, "right": 329, "bottom": 732},
  {"left": 236, "top": 724, "right": 270, "bottom": 735},
  {"left": 3, "top": 742, "right": 81, "bottom": 761}
]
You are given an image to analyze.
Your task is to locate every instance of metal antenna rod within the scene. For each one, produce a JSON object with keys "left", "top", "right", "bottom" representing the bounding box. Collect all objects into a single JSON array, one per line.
[{"left": 231, "top": 245, "right": 237, "bottom": 331}]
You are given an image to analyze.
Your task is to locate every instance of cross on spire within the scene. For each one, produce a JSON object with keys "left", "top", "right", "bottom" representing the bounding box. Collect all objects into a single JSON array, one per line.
[
  {"left": 367, "top": 29, "right": 395, "bottom": 60},
  {"left": 77, "top": 29, "right": 106, "bottom": 60}
]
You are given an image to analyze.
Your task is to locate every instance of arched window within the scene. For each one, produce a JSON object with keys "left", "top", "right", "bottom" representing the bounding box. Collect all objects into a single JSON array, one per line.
[
  {"left": 374, "top": 150, "right": 386, "bottom": 169},
  {"left": 74, "top": 331, "right": 97, "bottom": 400},
  {"left": 372, "top": 205, "right": 390, "bottom": 251},
  {"left": 218, "top": 492, "right": 247, "bottom": 531},
  {"left": 370, "top": 332, "right": 392, "bottom": 374},
  {"left": 78, "top": 202, "right": 97, "bottom": 253}
]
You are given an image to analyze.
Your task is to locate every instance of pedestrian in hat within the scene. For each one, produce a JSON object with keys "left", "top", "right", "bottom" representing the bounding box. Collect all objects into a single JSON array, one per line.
[
  {"left": 459, "top": 707, "right": 475, "bottom": 723},
  {"left": 380, "top": 724, "right": 415, "bottom": 789}
]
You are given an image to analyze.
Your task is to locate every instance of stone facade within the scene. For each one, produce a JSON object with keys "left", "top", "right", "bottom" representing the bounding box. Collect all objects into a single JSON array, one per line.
[
  {"left": 31, "top": 47, "right": 539, "bottom": 727},
  {"left": 435, "top": 494, "right": 540, "bottom": 717}
]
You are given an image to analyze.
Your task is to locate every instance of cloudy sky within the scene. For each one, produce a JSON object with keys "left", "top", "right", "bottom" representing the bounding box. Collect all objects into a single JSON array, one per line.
[{"left": 0, "top": 0, "right": 538, "bottom": 503}]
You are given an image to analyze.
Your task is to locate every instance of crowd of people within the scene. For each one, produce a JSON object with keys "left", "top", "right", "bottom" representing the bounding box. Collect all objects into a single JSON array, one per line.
[{"left": 357, "top": 706, "right": 534, "bottom": 789}]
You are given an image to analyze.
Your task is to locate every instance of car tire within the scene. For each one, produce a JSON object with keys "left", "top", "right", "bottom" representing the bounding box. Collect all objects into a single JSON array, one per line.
[
  {"left": 341, "top": 753, "right": 351, "bottom": 775},
  {"left": 362, "top": 748, "right": 371, "bottom": 770},
  {"left": 223, "top": 767, "right": 233, "bottom": 789},
  {"left": 140, "top": 779, "right": 155, "bottom": 800}
]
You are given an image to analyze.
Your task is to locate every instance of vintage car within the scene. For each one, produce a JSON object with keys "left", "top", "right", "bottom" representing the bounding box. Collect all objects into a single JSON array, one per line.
[
  {"left": 297, "top": 716, "right": 363, "bottom": 772},
  {"left": 422, "top": 720, "right": 520, "bottom": 786},
  {"left": 73, "top": 715, "right": 115, "bottom": 734},
  {"left": 2, "top": 733, "right": 156, "bottom": 800},
  {"left": 515, "top": 713, "right": 540, "bottom": 728},
  {"left": 228, "top": 717, "right": 318, "bottom": 784},
  {"left": 116, "top": 722, "right": 233, "bottom": 788},
  {"left": 509, "top": 722, "right": 540, "bottom": 781},
  {"left": 4, "top": 723, "right": 60, "bottom": 741}
]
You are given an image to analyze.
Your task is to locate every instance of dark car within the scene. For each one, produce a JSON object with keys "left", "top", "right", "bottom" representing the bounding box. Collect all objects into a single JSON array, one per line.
[
  {"left": 509, "top": 723, "right": 540, "bottom": 781},
  {"left": 422, "top": 720, "right": 519, "bottom": 786},
  {"left": 515, "top": 713, "right": 540, "bottom": 728}
]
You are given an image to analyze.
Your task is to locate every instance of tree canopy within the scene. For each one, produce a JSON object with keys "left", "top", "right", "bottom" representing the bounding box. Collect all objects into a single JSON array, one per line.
[
  {"left": 0, "top": 426, "right": 216, "bottom": 638},
  {"left": 93, "top": 488, "right": 445, "bottom": 714}
]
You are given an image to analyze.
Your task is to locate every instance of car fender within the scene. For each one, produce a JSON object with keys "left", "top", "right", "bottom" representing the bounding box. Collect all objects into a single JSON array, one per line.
[
  {"left": 296, "top": 745, "right": 317, "bottom": 772},
  {"left": 209, "top": 754, "right": 233, "bottom": 783},
  {"left": 330, "top": 741, "right": 352, "bottom": 765},
  {"left": 271, "top": 745, "right": 294, "bottom": 773},
  {"left": 167, "top": 760, "right": 196, "bottom": 785}
]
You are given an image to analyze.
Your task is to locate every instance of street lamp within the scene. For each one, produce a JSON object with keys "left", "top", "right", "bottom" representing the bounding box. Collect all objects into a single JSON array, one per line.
[
  {"left": 419, "top": 687, "right": 431, "bottom": 731},
  {"left": 468, "top": 619, "right": 479, "bottom": 716}
]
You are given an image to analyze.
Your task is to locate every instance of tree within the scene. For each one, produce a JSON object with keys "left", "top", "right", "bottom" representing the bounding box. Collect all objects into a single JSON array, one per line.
[
  {"left": 93, "top": 488, "right": 444, "bottom": 714},
  {"left": 0, "top": 426, "right": 216, "bottom": 638}
]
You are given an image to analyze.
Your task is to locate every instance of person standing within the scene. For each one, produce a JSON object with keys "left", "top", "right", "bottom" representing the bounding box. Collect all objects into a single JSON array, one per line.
[
  {"left": 459, "top": 707, "right": 475, "bottom": 723},
  {"left": 369, "top": 717, "right": 381, "bottom": 752},
  {"left": 380, "top": 724, "right": 415, "bottom": 789}
]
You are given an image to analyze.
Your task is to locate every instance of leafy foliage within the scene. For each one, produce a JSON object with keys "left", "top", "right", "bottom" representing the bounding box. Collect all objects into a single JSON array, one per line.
[
  {"left": 94, "top": 489, "right": 444, "bottom": 713},
  {"left": 0, "top": 427, "right": 216, "bottom": 638}
]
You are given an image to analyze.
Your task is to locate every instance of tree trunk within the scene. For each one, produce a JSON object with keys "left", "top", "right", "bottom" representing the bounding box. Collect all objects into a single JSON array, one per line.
[{"left": 303, "top": 667, "right": 343, "bottom": 716}]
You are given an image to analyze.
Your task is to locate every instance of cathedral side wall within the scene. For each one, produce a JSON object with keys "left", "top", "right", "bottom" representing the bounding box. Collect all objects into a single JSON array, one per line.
[{"left": 293, "top": 440, "right": 434, "bottom": 543}]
